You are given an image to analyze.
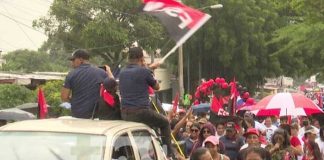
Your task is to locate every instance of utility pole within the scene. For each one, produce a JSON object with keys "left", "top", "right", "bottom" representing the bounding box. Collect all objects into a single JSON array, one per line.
[{"left": 178, "top": 45, "right": 184, "bottom": 100}]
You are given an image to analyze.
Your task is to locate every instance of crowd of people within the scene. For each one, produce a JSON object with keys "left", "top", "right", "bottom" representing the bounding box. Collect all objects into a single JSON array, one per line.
[
  {"left": 171, "top": 110, "right": 324, "bottom": 160},
  {"left": 60, "top": 48, "right": 324, "bottom": 160}
]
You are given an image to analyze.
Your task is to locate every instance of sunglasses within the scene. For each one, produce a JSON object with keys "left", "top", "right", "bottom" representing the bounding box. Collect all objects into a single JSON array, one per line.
[
  {"left": 191, "top": 129, "right": 199, "bottom": 132},
  {"left": 203, "top": 130, "right": 211, "bottom": 134}
]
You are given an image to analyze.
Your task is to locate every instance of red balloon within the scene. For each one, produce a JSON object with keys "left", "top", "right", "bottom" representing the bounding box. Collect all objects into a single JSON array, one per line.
[
  {"left": 221, "top": 82, "right": 229, "bottom": 89},
  {"left": 215, "top": 77, "right": 221, "bottom": 84},
  {"left": 246, "top": 98, "right": 255, "bottom": 105},
  {"left": 220, "top": 78, "right": 226, "bottom": 84}
]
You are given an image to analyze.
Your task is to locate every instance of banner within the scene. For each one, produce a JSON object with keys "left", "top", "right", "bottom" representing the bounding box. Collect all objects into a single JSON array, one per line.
[{"left": 142, "top": 0, "right": 211, "bottom": 62}]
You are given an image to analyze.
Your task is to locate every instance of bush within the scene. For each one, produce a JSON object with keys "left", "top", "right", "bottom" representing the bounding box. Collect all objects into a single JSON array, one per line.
[
  {"left": 37, "top": 80, "right": 71, "bottom": 117},
  {"left": 0, "top": 84, "right": 34, "bottom": 109}
]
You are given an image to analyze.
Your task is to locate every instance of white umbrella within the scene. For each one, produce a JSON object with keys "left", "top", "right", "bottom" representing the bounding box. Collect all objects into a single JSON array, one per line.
[{"left": 240, "top": 93, "right": 323, "bottom": 116}]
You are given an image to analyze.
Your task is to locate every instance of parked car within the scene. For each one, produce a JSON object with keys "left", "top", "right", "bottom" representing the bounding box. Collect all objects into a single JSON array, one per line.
[{"left": 0, "top": 119, "right": 168, "bottom": 160}]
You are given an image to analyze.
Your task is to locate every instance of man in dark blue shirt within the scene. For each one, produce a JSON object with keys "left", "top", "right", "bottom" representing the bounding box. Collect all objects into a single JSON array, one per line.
[
  {"left": 119, "top": 47, "right": 174, "bottom": 157},
  {"left": 61, "top": 49, "right": 114, "bottom": 118}
]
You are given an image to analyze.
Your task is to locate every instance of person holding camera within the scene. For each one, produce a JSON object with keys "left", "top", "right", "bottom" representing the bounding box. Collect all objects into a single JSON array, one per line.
[{"left": 61, "top": 49, "right": 114, "bottom": 118}]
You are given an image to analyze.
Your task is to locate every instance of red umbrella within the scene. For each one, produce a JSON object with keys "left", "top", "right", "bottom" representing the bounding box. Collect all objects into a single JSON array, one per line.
[{"left": 240, "top": 93, "right": 323, "bottom": 116}]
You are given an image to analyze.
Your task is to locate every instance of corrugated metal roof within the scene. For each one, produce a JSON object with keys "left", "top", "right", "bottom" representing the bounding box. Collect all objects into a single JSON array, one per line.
[{"left": 0, "top": 72, "right": 66, "bottom": 80}]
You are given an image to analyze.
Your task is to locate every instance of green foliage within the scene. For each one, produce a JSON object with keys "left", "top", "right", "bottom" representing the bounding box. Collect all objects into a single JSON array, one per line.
[
  {"left": 28, "top": 0, "right": 324, "bottom": 93},
  {"left": 268, "top": 0, "right": 324, "bottom": 80},
  {"left": 183, "top": 0, "right": 282, "bottom": 91},
  {"left": 1, "top": 49, "right": 69, "bottom": 72},
  {"left": 0, "top": 84, "right": 34, "bottom": 109},
  {"left": 34, "top": 0, "right": 169, "bottom": 68},
  {"left": 37, "top": 80, "right": 70, "bottom": 116}
]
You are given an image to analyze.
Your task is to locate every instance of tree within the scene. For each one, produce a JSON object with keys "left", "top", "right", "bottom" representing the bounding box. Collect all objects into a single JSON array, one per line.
[
  {"left": 0, "top": 84, "right": 34, "bottom": 109},
  {"left": 36, "top": 80, "right": 70, "bottom": 116},
  {"left": 269, "top": 0, "right": 324, "bottom": 80},
  {"left": 1, "top": 49, "right": 69, "bottom": 72},
  {"left": 34, "top": 0, "right": 169, "bottom": 68},
  {"left": 183, "top": 0, "right": 282, "bottom": 92}
]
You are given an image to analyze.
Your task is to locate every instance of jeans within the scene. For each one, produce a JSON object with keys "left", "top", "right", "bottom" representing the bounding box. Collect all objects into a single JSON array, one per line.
[{"left": 121, "top": 107, "right": 173, "bottom": 156}]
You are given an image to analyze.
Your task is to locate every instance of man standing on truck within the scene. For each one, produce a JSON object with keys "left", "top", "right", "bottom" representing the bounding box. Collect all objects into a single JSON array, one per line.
[{"left": 119, "top": 47, "right": 174, "bottom": 158}]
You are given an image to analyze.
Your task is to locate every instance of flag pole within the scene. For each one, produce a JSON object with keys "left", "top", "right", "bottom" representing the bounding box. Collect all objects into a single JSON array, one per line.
[{"left": 159, "top": 43, "right": 182, "bottom": 64}]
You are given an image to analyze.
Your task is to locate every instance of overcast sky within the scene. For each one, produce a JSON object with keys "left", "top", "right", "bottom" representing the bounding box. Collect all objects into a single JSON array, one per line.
[{"left": 0, "top": 0, "right": 52, "bottom": 54}]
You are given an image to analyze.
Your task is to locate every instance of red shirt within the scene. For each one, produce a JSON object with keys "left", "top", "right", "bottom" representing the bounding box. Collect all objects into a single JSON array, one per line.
[{"left": 290, "top": 136, "right": 301, "bottom": 147}]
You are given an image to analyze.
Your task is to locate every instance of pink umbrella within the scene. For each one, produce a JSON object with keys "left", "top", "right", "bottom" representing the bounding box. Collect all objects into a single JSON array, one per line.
[{"left": 240, "top": 93, "right": 323, "bottom": 116}]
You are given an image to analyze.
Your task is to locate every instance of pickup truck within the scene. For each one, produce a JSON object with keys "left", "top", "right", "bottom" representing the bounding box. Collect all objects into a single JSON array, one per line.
[{"left": 0, "top": 119, "right": 168, "bottom": 160}]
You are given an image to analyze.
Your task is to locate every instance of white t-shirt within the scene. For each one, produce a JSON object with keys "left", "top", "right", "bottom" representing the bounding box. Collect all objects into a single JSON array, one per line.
[
  {"left": 264, "top": 125, "right": 278, "bottom": 143},
  {"left": 315, "top": 138, "right": 324, "bottom": 160},
  {"left": 255, "top": 121, "right": 266, "bottom": 133},
  {"left": 240, "top": 144, "right": 266, "bottom": 150}
]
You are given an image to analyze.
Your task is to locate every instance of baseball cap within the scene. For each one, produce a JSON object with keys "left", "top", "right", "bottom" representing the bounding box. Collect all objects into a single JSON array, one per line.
[
  {"left": 304, "top": 127, "right": 317, "bottom": 135},
  {"left": 198, "top": 118, "right": 208, "bottom": 124},
  {"left": 243, "top": 128, "right": 260, "bottom": 137},
  {"left": 68, "top": 49, "right": 90, "bottom": 60},
  {"left": 203, "top": 136, "right": 219, "bottom": 146}
]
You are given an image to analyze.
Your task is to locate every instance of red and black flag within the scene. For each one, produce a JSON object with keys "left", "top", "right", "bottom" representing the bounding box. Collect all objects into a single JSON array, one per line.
[{"left": 142, "top": 0, "right": 211, "bottom": 45}]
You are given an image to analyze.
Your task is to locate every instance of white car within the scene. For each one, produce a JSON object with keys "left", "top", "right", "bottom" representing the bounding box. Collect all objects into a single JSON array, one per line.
[{"left": 0, "top": 119, "right": 168, "bottom": 160}]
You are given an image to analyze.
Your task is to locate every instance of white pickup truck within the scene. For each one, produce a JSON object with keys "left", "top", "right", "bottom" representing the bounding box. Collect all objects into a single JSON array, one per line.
[{"left": 0, "top": 119, "right": 168, "bottom": 160}]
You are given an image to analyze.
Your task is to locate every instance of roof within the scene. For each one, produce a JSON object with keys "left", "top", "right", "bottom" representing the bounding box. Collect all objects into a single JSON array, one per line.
[
  {"left": 0, "top": 119, "right": 148, "bottom": 135},
  {"left": 0, "top": 72, "right": 65, "bottom": 81}
]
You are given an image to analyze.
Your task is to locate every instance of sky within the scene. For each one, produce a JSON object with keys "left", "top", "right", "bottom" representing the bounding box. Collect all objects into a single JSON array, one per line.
[{"left": 0, "top": 0, "right": 52, "bottom": 54}]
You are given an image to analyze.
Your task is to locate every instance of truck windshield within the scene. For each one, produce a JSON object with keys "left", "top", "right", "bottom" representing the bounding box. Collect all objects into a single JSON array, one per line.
[{"left": 0, "top": 131, "right": 106, "bottom": 160}]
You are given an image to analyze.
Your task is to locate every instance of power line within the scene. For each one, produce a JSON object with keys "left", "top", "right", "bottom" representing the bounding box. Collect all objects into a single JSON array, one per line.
[
  {"left": 0, "top": 37, "right": 20, "bottom": 50},
  {"left": 2, "top": 0, "right": 48, "bottom": 15},
  {"left": 0, "top": 11, "right": 81, "bottom": 49},
  {"left": 1, "top": 1, "right": 169, "bottom": 52},
  {"left": 2, "top": 3, "right": 37, "bottom": 48},
  {"left": 0, "top": 11, "right": 46, "bottom": 35}
]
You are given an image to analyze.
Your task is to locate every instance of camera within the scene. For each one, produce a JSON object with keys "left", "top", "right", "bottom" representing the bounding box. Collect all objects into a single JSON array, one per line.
[{"left": 98, "top": 66, "right": 106, "bottom": 71}]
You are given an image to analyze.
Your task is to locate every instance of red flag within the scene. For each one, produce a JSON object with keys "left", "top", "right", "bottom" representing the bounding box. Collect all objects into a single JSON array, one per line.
[
  {"left": 230, "top": 78, "right": 239, "bottom": 115},
  {"left": 38, "top": 88, "right": 48, "bottom": 119},
  {"left": 172, "top": 93, "right": 179, "bottom": 113},
  {"left": 230, "top": 77, "right": 239, "bottom": 99},
  {"left": 211, "top": 95, "right": 222, "bottom": 113},
  {"left": 142, "top": 0, "right": 211, "bottom": 45}
]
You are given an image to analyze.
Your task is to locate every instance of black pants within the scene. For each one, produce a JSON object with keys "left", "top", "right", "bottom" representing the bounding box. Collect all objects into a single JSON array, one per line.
[{"left": 121, "top": 107, "right": 173, "bottom": 156}]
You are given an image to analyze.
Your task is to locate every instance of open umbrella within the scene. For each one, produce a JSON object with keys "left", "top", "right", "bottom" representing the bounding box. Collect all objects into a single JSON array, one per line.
[
  {"left": 191, "top": 103, "right": 210, "bottom": 114},
  {"left": 0, "top": 108, "right": 36, "bottom": 121},
  {"left": 241, "top": 93, "right": 323, "bottom": 116}
]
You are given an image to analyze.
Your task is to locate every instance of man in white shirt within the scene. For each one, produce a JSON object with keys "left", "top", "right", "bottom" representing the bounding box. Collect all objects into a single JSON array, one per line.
[{"left": 264, "top": 116, "right": 278, "bottom": 143}]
